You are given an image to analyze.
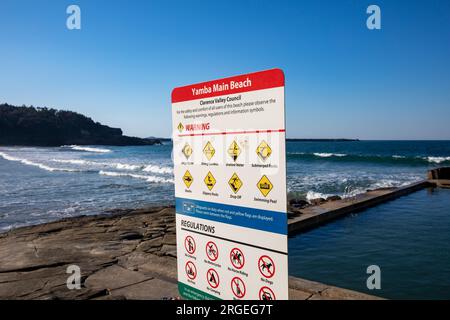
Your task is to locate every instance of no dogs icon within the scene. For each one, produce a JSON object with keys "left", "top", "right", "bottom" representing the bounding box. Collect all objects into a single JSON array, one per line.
[{"left": 258, "top": 255, "right": 275, "bottom": 278}]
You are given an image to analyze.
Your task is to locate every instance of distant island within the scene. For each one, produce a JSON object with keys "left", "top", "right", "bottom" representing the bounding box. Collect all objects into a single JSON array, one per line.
[{"left": 0, "top": 103, "right": 161, "bottom": 147}]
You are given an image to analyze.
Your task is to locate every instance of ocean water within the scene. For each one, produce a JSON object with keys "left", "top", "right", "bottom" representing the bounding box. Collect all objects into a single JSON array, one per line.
[
  {"left": 1, "top": 140, "right": 449, "bottom": 298},
  {"left": 1, "top": 140, "right": 449, "bottom": 231}
]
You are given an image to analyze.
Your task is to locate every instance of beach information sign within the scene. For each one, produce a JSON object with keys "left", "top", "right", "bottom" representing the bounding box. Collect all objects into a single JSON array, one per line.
[{"left": 171, "top": 69, "right": 288, "bottom": 300}]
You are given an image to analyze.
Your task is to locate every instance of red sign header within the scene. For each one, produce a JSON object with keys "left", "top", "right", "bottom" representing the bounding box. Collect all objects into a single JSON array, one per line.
[{"left": 171, "top": 68, "right": 284, "bottom": 103}]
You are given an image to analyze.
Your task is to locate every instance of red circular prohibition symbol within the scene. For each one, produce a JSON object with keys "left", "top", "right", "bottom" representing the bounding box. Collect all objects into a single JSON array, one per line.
[
  {"left": 231, "top": 276, "right": 246, "bottom": 299},
  {"left": 205, "top": 241, "right": 219, "bottom": 261},
  {"left": 259, "top": 286, "right": 276, "bottom": 300},
  {"left": 258, "top": 255, "right": 275, "bottom": 278},
  {"left": 206, "top": 268, "right": 220, "bottom": 288},
  {"left": 185, "top": 261, "right": 197, "bottom": 280},
  {"left": 184, "top": 235, "right": 196, "bottom": 254},
  {"left": 229, "top": 248, "right": 245, "bottom": 269}
]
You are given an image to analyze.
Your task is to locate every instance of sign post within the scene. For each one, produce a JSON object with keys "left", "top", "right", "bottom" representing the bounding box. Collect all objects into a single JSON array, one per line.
[{"left": 172, "top": 69, "right": 288, "bottom": 300}]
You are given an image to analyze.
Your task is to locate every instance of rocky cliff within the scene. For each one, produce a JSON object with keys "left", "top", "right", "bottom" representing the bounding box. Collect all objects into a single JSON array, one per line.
[{"left": 0, "top": 104, "right": 160, "bottom": 146}]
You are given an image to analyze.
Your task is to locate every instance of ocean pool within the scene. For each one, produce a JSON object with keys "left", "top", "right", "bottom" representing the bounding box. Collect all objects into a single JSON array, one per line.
[{"left": 288, "top": 187, "right": 450, "bottom": 299}]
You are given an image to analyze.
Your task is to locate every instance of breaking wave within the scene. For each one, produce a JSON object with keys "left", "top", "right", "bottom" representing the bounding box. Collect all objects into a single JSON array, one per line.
[
  {"left": 142, "top": 164, "right": 173, "bottom": 174},
  {"left": 0, "top": 152, "right": 82, "bottom": 172},
  {"left": 426, "top": 156, "right": 450, "bottom": 164},
  {"left": 287, "top": 152, "right": 450, "bottom": 165},
  {"left": 62, "top": 145, "right": 112, "bottom": 153},
  {"left": 99, "top": 170, "right": 173, "bottom": 183},
  {"left": 313, "top": 152, "right": 347, "bottom": 158},
  {"left": 52, "top": 159, "right": 172, "bottom": 173}
]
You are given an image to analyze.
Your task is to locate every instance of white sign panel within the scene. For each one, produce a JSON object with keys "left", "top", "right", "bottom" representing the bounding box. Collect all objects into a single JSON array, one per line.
[{"left": 171, "top": 69, "right": 288, "bottom": 300}]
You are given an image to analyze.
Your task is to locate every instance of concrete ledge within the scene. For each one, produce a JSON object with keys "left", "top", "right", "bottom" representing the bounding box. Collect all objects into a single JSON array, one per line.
[{"left": 289, "top": 180, "right": 434, "bottom": 235}]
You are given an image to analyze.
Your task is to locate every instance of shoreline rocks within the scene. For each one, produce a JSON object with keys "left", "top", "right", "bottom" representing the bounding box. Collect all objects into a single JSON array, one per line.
[{"left": 0, "top": 205, "right": 381, "bottom": 300}]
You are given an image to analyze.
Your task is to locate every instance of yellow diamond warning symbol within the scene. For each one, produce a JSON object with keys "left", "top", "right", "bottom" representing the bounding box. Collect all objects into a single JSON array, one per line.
[
  {"left": 204, "top": 171, "right": 216, "bottom": 191},
  {"left": 257, "top": 175, "right": 273, "bottom": 197},
  {"left": 203, "top": 141, "right": 215, "bottom": 161},
  {"left": 256, "top": 140, "right": 272, "bottom": 161},
  {"left": 183, "top": 170, "right": 193, "bottom": 188},
  {"left": 228, "top": 140, "right": 241, "bottom": 162},
  {"left": 177, "top": 122, "right": 184, "bottom": 132},
  {"left": 182, "top": 143, "right": 193, "bottom": 159},
  {"left": 228, "top": 173, "right": 243, "bottom": 194}
]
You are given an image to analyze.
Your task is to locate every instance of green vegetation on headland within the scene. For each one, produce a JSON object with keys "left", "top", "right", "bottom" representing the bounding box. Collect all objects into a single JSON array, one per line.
[{"left": 0, "top": 104, "right": 161, "bottom": 146}]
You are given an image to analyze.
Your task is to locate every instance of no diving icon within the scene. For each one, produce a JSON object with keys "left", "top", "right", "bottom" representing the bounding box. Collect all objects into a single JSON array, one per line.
[
  {"left": 230, "top": 248, "right": 245, "bottom": 269},
  {"left": 231, "top": 276, "right": 246, "bottom": 299},
  {"left": 207, "top": 268, "right": 220, "bottom": 288},
  {"left": 258, "top": 255, "right": 275, "bottom": 278},
  {"left": 206, "top": 241, "right": 219, "bottom": 261}
]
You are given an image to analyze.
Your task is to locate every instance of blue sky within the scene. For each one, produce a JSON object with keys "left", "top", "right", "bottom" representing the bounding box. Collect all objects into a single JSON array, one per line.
[{"left": 1, "top": 0, "right": 449, "bottom": 139}]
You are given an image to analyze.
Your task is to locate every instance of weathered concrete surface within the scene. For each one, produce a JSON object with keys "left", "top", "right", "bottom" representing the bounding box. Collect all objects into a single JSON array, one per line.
[
  {"left": 0, "top": 207, "right": 380, "bottom": 300},
  {"left": 427, "top": 167, "right": 450, "bottom": 180},
  {"left": 429, "top": 179, "right": 450, "bottom": 189}
]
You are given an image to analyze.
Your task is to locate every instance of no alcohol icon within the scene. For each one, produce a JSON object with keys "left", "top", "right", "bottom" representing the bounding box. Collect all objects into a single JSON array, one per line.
[{"left": 231, "top": 276, "right": 246, "bottom": 299}]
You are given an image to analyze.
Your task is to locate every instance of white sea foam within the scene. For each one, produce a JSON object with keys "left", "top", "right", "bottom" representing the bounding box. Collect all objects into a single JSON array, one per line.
[
  {"left": 0, "top": 152, "right": 79, "bottom": 172},
  {"left": 313, "top": 153, "right": 347, "bottom": 158},
  {"left": 392, "top": 155, "right": 406, "bottom": 159},
  {"left": 115, "top": 163, "right": 142, "bottom": 170},
  {"left": 306, "top": 191, "right": 333, "bottom": 201},
  {"left": 52, "top": 158, "right": 171, "bottom": 173},
  {"left": 426, "top": 156, "right": 450, "bottom": 163},
  {"left": 63, "top": 145, "right": 112, "bottom": 153},
  {"left": 99, "top": 170, "right": 173, "bottom": 183},
  {"left": 53, "top": 159, "right": 139, "bottom": 170},
  {"left": 142, "top": 164, "right": 173, "bottom": 174},
  {"left": 52, "top": 159, "right": 89, "bottom": 165}
]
